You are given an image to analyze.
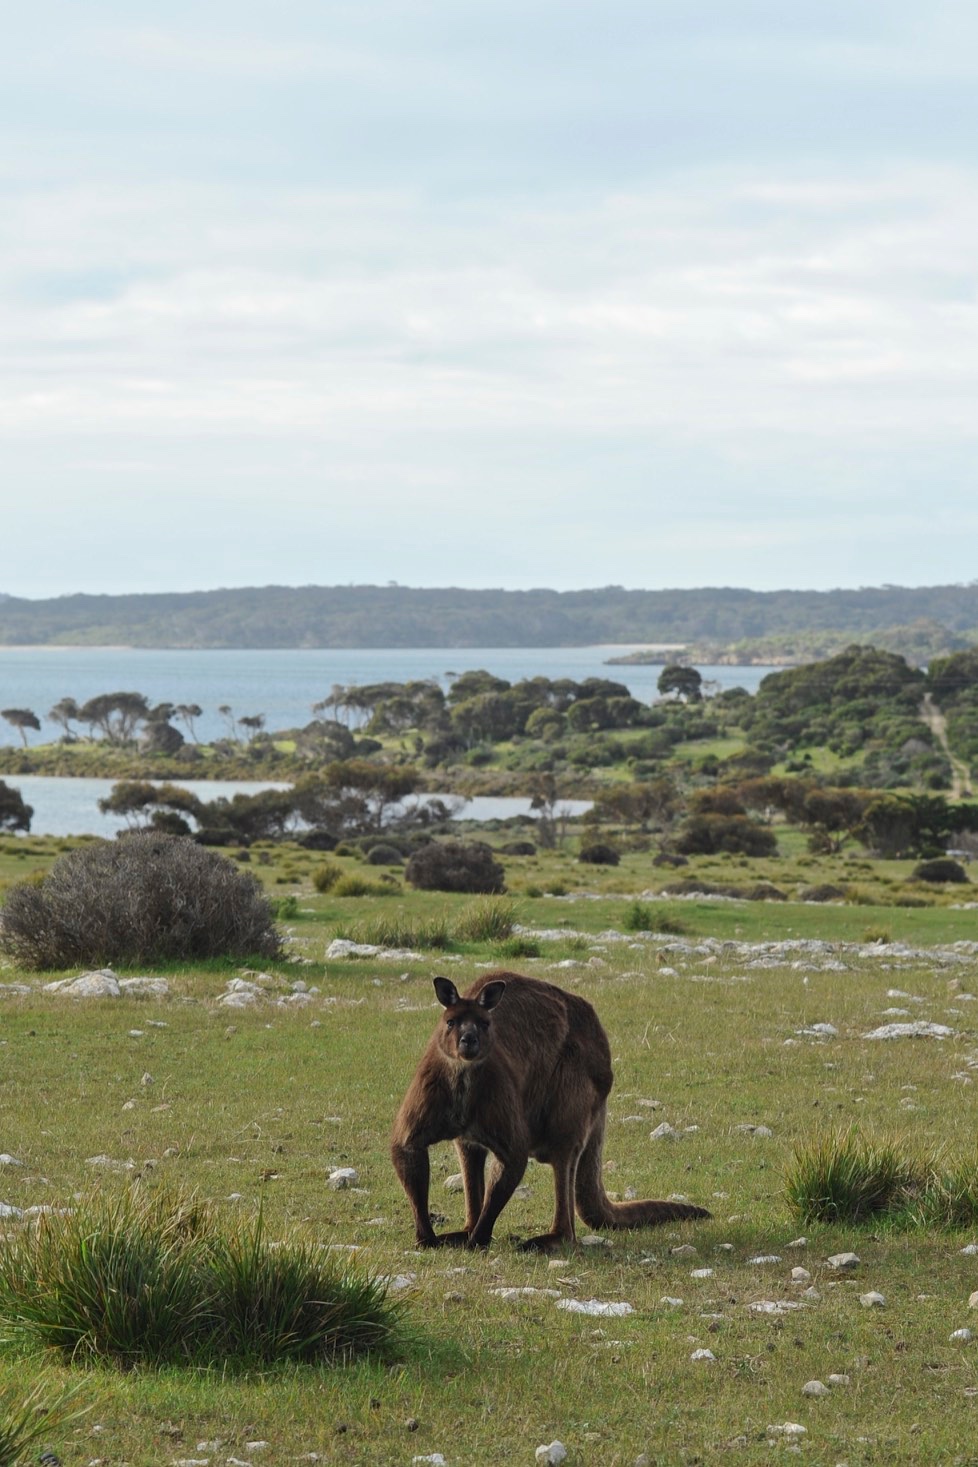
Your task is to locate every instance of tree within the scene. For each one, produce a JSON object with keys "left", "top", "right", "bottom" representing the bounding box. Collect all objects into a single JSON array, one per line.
[
  {"left": 0, "top": 779, "right": 32, "bottom": 832},
  {"left": 658, "top": 665, "right": 703, "bottom": 703},
  {"left": 238, "top": 714, "right": 267, "bottom": 743},
  {"left": 48, "top": 696, "right": 80, "bottom": 741},
  {"left": 175, "top": 703, "right": 203, "bottom": 743},
  {"left": 78, "top": 692, "right": 150, "bottom": 745},
  {"left": 1, "top": 708, "right": 41, "bottom": 747}
]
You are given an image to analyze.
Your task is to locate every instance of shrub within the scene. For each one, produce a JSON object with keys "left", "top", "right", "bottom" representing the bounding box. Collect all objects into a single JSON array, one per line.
[
  {"left": 578, "top": 842, "right": 620, "bottom": 866},
  {"left": 364, "top": 843, "right": 405, "bottom": 866},
  {"left": 452, "top": 895, "right": 516, "bottom": 942},
  {"left": 798, "top": 883, "right": 846, "bottom": 902},
  {"left": 312, "top": 861, "right": 343, "bottom": 892},
  {"left": 0, "top": 834, "right": 280, "bottom": 970},
  {"left": 744, "top": 882, "right": 787, "bottom": 902},
  {"left": 339, "top": 913, "right": 451, "bottom": 949},
  {"left": 0, "top": 1191, "right": 403, "bottom": 1369},
  {"left": 674, "top": 814, "right": 778, "bottom": 857},
  {"left": 652, "top": 852, "right": 688, "bottom": 868},
  {"left": 496, "top": 935, "right": 541, "bottom": 959},
  {"left": 405, "top": 840, "right": 505, "bottom": 894},
  {"left": 911, "top": 857, "right": 969, "bottom": 884},
  {"left": 785, "top": 1128, "right": 912, "bottom": 1225},
  {"left": 271, "top": 894, "right": 300, "bottom": 920},
  {"left": 499, "top": 840, "right": 536, "bottom": 856}
]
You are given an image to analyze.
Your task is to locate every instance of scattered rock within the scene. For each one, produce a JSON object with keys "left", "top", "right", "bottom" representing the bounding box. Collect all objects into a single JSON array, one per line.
[
  {"left": 968, "top": 1291, "right": 978, "bottom": 1310},
  {"left": 44, "top": 969, "right": 120, "bottom": 998},
  {"left": 826, "top": 1252, "right": 860, "bottom": 1270},
  {"left": 659, "top": 1296, "right": 684, "bottom": 1308},
  {"left": 791, "top": 1267, "right": 812, "bottom": 1284},
  {"left": 827, "top": 1374, "right": 851, "bottom": 1387},
  {"left": 444, "top": 1174, "right": 465, "bottom": 1193},
  {"left": 328, "top": 938, "right": 425, "bottom": 962},
  {"left": 491, "top": 1287, "right": 561, "bottom": 1300},
  {"left": 767, "top": 1424, "right": 806, "bottom": 1440},
  {"left": 0, "top": 1202, "right": 23, "bottom": 1218},
  {"left": 690, "top": 1348, "right": 716, "bottom": 1362},
  {"left": 327, "top": 1166, "right": 359, "bottom": 1189},
  {"left": 802, "top": 1380, "right": 830, "bottom": 1397},
  {"left": 860, "top": 1291, "right": 886, "bottom": 1308},
  {"left": 556, "top": 1298, "right": 634, "bottom": 1317},
  {"left": 650, "top": 1122, "right": 681, "bottom": 1141},
  {"left": 950, "top": 1328, "right": 975, "bottom": 1343},
  {"left": 749, "top": 1301, "right": 805, "bottom": 1315},
  {"left": 864, "top": 1021, "right": 956, "bottom": 1040},
  {"left": 735, "top": 1124, "right": 774, "bottom": 1137},
  {"left": 0, "top": 1154, "right": 23, "bottom": 1166},
  {"left": 690, "top": 1268, "right": 714, "bottom": 1279},
  {"left": 671, "top": 1244, "right": 698, "bottom": 1258},
  {"left": 535, "top": 1443, "right": 568, "bottom": 1465},
  {"left": 747, "top": 1255, "right": 782, "bottom": 1266}
]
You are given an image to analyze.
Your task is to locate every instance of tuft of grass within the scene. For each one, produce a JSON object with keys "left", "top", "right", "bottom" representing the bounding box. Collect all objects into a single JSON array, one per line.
[
  {"left": 332, "top": 874, "right": 397, "bottom": 898},
  {"left": 0, "top": 1191, "right": 404, "bottom": 1370},
  {"left": 910, "top": 1150, "right": 978, "bottom": 1230},
  {"left": 311, "top": 862, "right": 343, "bottom": 893},
  {"left": 495, "top": 936, "right": 541, "bottom": 960},
  {"left": 339, "top": 911, "right": 452, "bottom": 950},
  {"left": 271, "top": 893, "right": 300, "bottom": 920},
  {"left": 785, "top": 1128, "right": 912, "bottom": 1224},
  {"left": 452, "top": 896, "right": 516, "bottom": 943},
  {"left": 0, "top": 1381, "right": 88, "bottom": 1467},
  {"left": 623, "top": 899, "right": 656, "bottom": 931}
]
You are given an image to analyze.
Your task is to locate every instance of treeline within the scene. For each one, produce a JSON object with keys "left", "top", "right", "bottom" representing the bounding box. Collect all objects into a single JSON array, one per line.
[{"left": 2, "top": 582, "right": 978, "bottom": 648}]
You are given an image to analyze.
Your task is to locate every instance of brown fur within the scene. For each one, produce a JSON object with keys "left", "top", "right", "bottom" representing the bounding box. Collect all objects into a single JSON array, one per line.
[{"left": 390, "top": 970, "right": 711, "bottom": 1252}]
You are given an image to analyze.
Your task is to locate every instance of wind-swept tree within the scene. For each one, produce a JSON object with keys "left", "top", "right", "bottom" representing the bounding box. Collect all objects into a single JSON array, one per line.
[
  {"left": 1, "top": 708, "right": 41, "bottom": 747},
  {"left": 48, "top": 696, "right": 80, "bottom": 741},
  {"left": 78, "top": 691, "right": 150, "bottom": 745},
  {"left": 0, "top": 779, "right": 32, "bottom": 832}
]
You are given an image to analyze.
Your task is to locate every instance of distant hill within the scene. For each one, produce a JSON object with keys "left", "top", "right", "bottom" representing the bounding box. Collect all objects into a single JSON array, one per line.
[{"left": 1, "top": 583, "right": 977, "bottom": 651}]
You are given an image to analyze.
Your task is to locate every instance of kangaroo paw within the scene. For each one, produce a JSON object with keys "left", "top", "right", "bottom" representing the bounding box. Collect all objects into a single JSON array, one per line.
[{"left": 515, "top": 1232, "right": 569, "bottom": 1254}]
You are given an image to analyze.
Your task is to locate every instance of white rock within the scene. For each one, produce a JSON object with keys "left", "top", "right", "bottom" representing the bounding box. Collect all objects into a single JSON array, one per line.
[
  {"left": 864, "top": 1021, "right": 956, "bottom": 1040},
  {"left": 244, "top": 1443, "right": 269, "bottom": 1453},
  {"left": 659, "top": 1296, "right": 684, "bottom": 1308},
  {"left": 649, "top": 1122, "right": 681, "bottom": 1141},
  {"left": 0, "top": 1202, "right": 23, "bottom": 1217},
  {"left": 328, "top": 1167, "right": 359, "bottom": 1189},
  {"left": 791, "top": 1267, "right": 812, "bottom": 1284},
  {"left": 802, "top": 1380, "right": 830, "bottom": 1397},
  {"left": 140, "top": 1072, "right": 154, "bottom": 1086},
  {"left": 0, "top": 1154, "right": 22, "bottom": 1166},
  {"left": 85, "top": 1154, "right": 135, "bottom": 1171},
  {"left": 968, "top": 1290, "right": 978, "bottom": 1309},
  {"left": 749, "top": 1301, "right": 804, "bottom": 1315},
  {"left": 767, "top": 1423, "right": 806, "bottom": 1439},
  {"left": 785, "top": 1236, "right": 808, "bottom": 1249},
  {"left": 45, "top": 970, "right": 120, "bottom": 998},
  {"left": 960, "top": 1243, "right": 978, "bottom": 1255},
  {"left": 690, "top": 1268, "right": 714, "bottom": 1279},
  {"left": 950, "top": 1327, "right": 975, "bottom": 1343},
  {"left": 827, "top": 1374, "right": 851, "bottom": 1387},
  {"left": 690, "top": 1348, "right": 716, "bottom": 1362},
  {"left": 444, "top": 1173, "right": 465, "bottom": 1193},
  {"left": 119, "top": 976, "right": 170, "bottom": 996},
  {"left": 747, "top": 1255, "right": 782, "bottom": 1266},
  {"left": 671, "top": 1243, "right": 698, "bottom": 1257},
  {"left": 556, "top": 1298, "right": 634, "bottom": 1317},
  {"left": 535, "top": 1443, "right": 568, "bottom": 1465},
  {"left": 383, "top": 1274, "right": 416, "bottom": 1292},
  {"left": 579, "top": 1234, "right": 611, "bottom": 1249},
  {"left": 827, "top": 1252, "right": 860, "bottom": 1269},
  {"left": 860, "top": 1291, "right": 886, "bottom": 1308},
  {"left": 412, "top": 1456, "right": 448, "bottom": 1465},
  {"left": 491, "top": 1287, "right": 561, "bottom": 1300}
]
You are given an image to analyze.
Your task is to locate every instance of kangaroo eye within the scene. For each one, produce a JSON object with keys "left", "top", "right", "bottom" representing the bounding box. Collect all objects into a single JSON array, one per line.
[{"left": 445, "top": 1017, "right": 456, "bottom": 1029}]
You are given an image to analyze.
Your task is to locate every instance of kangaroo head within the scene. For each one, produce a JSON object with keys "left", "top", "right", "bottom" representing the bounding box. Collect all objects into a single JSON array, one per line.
[{"left": 433, "top": 976, "right": 506, "bottom": 1063}]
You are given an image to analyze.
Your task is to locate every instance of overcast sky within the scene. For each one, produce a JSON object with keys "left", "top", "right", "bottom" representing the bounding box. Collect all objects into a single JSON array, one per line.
[{"left": 5, "top": 1, "right": 978, "bottom": 598}]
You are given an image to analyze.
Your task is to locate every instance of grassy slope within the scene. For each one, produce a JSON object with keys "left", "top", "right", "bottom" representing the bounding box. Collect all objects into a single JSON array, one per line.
[{"left": 1, "top": 841, "right": 977, "bottom": 1463}]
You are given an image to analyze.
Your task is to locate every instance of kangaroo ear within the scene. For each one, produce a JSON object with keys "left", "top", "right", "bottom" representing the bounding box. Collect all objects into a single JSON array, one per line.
[
  {"left": 433, "top": 976, "right": 460, "bottom": 1008},
  {"left": 477, "top": 979, "right": 507, "bottom": 1011}
]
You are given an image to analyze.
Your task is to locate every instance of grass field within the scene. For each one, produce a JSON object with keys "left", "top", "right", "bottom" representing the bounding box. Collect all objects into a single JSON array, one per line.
[{"left": 0, "top": 836, "right": 977, "bottom": 1463}]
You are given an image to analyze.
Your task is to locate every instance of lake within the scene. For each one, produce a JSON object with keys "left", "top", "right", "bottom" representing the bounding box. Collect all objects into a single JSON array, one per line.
[
  {"left": 6, "top": 776, "right": 593, "bottom": 839},
  {"left": 0, "top": 646, "right": 776, "bottom": 746},
  {"left": 0, "top": 646, "right": 775, "bottom": 837}
]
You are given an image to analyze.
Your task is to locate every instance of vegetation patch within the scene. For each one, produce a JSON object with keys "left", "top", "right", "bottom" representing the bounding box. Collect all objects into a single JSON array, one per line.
[
  {"left": 785, "top": 1128, "right": 978, "bottom": 1228},
  {"left": 0, "top": 1192, "right": 404, "bottom": 1370}
]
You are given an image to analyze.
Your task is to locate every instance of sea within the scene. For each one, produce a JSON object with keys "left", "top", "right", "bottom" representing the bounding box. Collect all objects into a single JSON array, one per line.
[{"left": 0, "top": 647, "right": 776, "bottom": 837}]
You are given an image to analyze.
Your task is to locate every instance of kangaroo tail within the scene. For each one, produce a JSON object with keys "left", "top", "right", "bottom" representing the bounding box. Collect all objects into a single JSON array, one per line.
[{"left": 574, "top": 1111, "right": 711, "bottom": 1230}]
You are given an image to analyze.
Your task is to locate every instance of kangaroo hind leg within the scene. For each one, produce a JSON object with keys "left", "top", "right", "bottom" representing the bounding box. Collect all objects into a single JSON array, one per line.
[{"left": 516, "top": 1147, "right": 581, "bottom": 1253}]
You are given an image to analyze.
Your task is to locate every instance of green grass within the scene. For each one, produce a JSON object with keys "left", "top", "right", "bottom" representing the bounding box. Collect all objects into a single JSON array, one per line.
[
  {"left": 2, "top": 836, "right": 978, "bottom": 1462},
  {"left": 0, "top": 1380, "right": 87, "bottom": 1466}
]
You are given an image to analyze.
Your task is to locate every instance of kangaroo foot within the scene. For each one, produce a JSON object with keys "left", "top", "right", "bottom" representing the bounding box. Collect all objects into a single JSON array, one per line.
[
  {"left": 417, "top": 1229, "right": 470, "bottom": 1249},
  {"left": 515, "top": 1231, "right": 569, "bottom": 1254}
]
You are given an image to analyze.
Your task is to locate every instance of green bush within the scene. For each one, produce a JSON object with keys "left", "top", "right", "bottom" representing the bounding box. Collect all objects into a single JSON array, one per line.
[
  {"left": 911, "top": 857, "right": 969, "bottom": 884},
  {"left": 364, "top": 843, "right": 405, "bottom": 866},
  {"left": 0, "top": 1191, "right": 403, "bottom": 1370},
  {"left": 405, "top": 840, "right": 505, "bottom": 894},
  {"left": 0, "top": 834, "right": 280, "bottom": 970},
  {"left": 578, "top": 842, "right": 620, "bottom": 866}
]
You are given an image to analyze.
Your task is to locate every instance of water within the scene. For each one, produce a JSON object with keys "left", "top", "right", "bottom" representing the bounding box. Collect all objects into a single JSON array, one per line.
[
  {"left": 7, "top": 775, "right": 592, "bottom": 838},
  {"left": 0, "top": 646, "right": 774, "bottom": 836},
  {"left": 0, "top": 646, "right": 775, "bottom": 745}
]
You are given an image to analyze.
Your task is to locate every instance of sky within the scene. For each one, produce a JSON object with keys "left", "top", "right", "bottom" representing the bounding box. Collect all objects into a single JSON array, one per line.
[{"left": 4, "top": 1, "right": 978, "bottom": 598}]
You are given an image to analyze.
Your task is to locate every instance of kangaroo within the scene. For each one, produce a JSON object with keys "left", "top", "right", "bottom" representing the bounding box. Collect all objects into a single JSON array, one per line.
[{"left": 391, "top": 971, "right": 711, "bottom": 1252}]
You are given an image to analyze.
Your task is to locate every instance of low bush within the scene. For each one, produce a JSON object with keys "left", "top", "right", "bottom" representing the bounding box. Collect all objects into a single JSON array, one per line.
[
  {"left": 911, "top": 857, "right": 969, "bottom": 884},
  {"left": 405, "top": 840, "right": 505, "bottom": 894},
  {"left": 578, "top": 842, "right": 620, "bottom": 866},
  {"left": 798, "top": 883, "right": 846, "bottom": 902},
  {"left": 0, "top": 1191, "right": 403, "bottom": 1370},
  {"left": 0, "top": 834, "right": 280, "bottom": 969},
  {"left": 364, "top": 843, "right": 405, "bottom": 866},
  {"left": 311, "top": 861, "right": 343, "bottom": 892}
]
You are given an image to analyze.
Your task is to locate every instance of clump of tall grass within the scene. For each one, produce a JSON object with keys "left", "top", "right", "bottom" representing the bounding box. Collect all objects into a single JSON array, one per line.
[
  {"left": 338, "top": 911, "right": 452, "bottom": 950},
  {"left": 785, "top": 1128, "right": 913, "bottom": 1224},
  {"left": 452, "top": 896, "right": 516, "bottom": 943},
  {"left": 0, "top": 1381, "right": 87, "bottom": 1466},
  {"left": 786, "top": 1129, "right": 978, "bottom": 1229},
  {"left": 332, "top": 874, "right": 398, "bottom": 898},
  {"left": 0, "top": 1191, "right": 404, "bottom": 1370},
  {"left": 623, "top": 900, "right": 689, "bottom": 936},
  {"left": 495, "top": 936, "right": 541, "bottom": 960}
]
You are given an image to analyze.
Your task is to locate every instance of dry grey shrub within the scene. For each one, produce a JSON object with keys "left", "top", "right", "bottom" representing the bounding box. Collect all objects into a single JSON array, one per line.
[{"left": 0, "top": 833, "right": 282, "bottom": 969}]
